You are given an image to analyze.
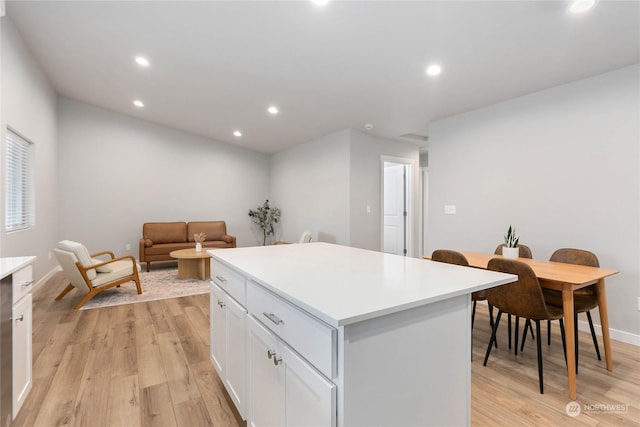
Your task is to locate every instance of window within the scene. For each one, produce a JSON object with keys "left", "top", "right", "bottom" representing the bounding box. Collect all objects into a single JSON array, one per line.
[{"left": 5, "top": 129, "right": 34, "bottom": 231}]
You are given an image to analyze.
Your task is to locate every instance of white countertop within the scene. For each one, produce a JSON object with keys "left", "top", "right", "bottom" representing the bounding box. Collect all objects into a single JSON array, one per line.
[
  {"left": 210, "top": 243, "right": 515, "bottom": 327},
  {"left": 0, "top": 256, "right": 36, "bottom": 280}
]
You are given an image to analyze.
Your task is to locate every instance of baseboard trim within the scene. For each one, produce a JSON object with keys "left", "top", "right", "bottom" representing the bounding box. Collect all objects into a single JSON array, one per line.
[{"left": 34, "top": 266, "right": 62, "bottom": 292}]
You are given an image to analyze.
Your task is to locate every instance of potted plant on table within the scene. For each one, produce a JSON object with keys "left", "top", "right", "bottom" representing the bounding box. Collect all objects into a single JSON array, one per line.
[
  {"left": 194, "top": 232, "right": 206, "bottom": 252},
  {"left": 502, "top": 225, "right": 520, "bottom": 259},
  {"left": 248, "top": 199, "right": 281, "bottom": 246}
]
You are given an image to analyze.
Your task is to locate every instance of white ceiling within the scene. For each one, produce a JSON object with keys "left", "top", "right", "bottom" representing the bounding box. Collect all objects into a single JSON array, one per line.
[{"left": 6, "top": 1, "right": 639, "bottom": 154}]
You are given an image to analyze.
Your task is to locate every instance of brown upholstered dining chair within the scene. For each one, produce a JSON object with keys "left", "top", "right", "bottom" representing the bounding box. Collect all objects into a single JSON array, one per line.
[
  {"left": 484, "top": 258, "right": 565, "bottom": 394},
  {"left": 542, "top": 248, "right": 601, "bottom": 373},
  {"left": 494, "top": 243, "right": 534, "bottom": 349},
  {"left": 430, "top": 250, "right": 495, "bottom": 338}
]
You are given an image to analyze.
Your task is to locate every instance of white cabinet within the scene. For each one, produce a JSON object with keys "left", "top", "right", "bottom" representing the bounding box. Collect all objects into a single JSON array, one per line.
[
  {"left": 0, "top": 257, "right": 35, "bottom": 423},
  {"left": 248, "top": 316, "right": 336, "bottom": 427},
  {"left": 12, "top": 292, "right": 31, "bottom": 418},
  {"left": 210, "top": 282, "right": 247, "bottom": 419}
]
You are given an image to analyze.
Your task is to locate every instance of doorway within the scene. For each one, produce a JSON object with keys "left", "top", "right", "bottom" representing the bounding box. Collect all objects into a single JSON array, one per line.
[{"left": 382, "top": 159, "right": 411, "bottom": 256}]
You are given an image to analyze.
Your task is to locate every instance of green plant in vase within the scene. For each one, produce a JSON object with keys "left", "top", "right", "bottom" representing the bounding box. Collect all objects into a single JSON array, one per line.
[
  {"left": 248, "top": 199, "right": 281, "bottom": 246},
  {"left": 504, "top": 225, "right": 519, "bottom": 248},
  {"left": 502, "top": 225, "right": 520, "bottom": 259}
]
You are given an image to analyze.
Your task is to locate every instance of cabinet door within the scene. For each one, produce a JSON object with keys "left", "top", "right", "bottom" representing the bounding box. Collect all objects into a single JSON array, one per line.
[
  {"left": 224, "top": 294, "right": 246, "bottom": 418},
  {"left": 12, "top": 293, "right": 32, "bottom": 419},
  {"left": 248, "top": 317, "right": 284, "bottom": 427},
  {"left": 281, "top": 343, "right": 336, "bottom": 427},
  {"left": 210, "top": 283, "right": 226, "bottom": 376}
]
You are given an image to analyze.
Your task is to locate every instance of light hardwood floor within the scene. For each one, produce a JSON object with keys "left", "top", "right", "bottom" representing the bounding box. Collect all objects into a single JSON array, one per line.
[{"left": 12, "top": 272, "right": 640, "bottom": 426}]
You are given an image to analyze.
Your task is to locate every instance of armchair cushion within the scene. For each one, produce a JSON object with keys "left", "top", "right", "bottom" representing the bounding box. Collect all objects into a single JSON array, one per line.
[
  {"left": 222, "top": 234, "right": 234, "bottom": 244},
  {"left": 91, "top": 258, "right": 115, "bottom": 273},
  {"left": 57, "top": 240, "right": 97, "bottom": 280},
  {"left": 91, "top": 260, "right": 140, "bottom": 287}
]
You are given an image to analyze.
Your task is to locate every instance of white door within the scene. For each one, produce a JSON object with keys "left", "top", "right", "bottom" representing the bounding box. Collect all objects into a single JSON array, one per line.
[
  {"left": 225, "top": 295, "right": 247, "bottom": 418},
  {"left": 12, "top": 293, "right": 32, "bottom": 419},
  {"left": 383, "top": 163, "right": 407, "bottom": 255},
  {"left": 248, "top": 317, "right": 285, "bottom": 427},
  {"left": 210, "top": 284, "right": 226, "bottom": 376},
  {"left": 282, "top": 343, "right": 336, "bottom": 427}
]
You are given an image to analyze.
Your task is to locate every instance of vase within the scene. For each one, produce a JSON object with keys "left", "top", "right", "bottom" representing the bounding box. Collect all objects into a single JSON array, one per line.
[
  {"left": 195, "top": 243, "right": 202, "bottom": 252},
  {"left": 502, "top": 247, "right": 519, "bottom": 259}
]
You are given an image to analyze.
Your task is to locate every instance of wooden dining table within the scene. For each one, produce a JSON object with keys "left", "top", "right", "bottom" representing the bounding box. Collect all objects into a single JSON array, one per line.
[{"left": 456, "top": 252, "right": 619, "bottom": 400}]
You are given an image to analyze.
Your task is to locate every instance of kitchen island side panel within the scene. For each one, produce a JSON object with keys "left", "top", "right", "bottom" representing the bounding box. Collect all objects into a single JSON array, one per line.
[{"left": 339, "top": 293, "right": 471, "bottom": 427}]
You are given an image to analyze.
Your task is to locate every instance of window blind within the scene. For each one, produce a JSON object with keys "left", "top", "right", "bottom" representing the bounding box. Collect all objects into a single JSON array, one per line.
[{"left": 5, "top": 129, "right": 34, "bottom": 231}]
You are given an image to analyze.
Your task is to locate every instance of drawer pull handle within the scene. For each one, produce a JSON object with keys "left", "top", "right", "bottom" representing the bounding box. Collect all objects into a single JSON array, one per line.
[
  {"left": 267, "top": 350, "right": 276, "bottom": 359},
  {"left": 273, "top": 355, "right": 282, "bottom": 366},
  {"left": 11, "top": 315, "right": 24, "bottom": 322},
  {"left": 20, "top": 280, "right": 34, "bottom": 287},
  {"left": 217, "top": 300, "right": 226, "bottom": 308},
  {"left": 215, "top": 275, "right": 227, "bottom": 283},
  {"left": 263, "top": 312, "right": 283, "bottom": 326}
]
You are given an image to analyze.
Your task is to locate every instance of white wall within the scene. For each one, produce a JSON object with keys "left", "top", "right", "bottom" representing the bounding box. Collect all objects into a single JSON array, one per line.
[
  {"left": 269, "top": 129, "right": 351, "bottom": 245},
  {"left": 1, "top": 17, "right": 59, "bottom": 280},
  {"left": 57, "top": 98, "right": 270, "bottom": 254},
  {"left": 427, "top": 65, "right": 640, "bottom": 339},
  {"left": 349, "top": 129, "right": 419, "bottom": 253},
  {"left": 269, "top": 128, "right": 420, "bottom": 252}
]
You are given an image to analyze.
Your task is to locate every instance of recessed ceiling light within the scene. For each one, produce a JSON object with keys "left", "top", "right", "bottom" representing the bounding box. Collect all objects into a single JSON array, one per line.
[
  {"left": 233, "top": 130, "right": 242, "bottom": 137},
  {"left": 569, "top": 0, "right": 596, "bottom": 14},
  {"left": 268, "top": 106, "right": 279, "bottom": 115},
  {"left": 311, "top": 0, "right": 330, "bottom": 6},
  {"left": 364, "top": 124, "right": 374, "bottom": 130},
  {"left": 426, "top": 64, "right": 442, "bottom": 77},
  {"left": 133, "top": 100, "right": 144, "bottom": 108},
  {"left": 135, "top": 56, "right": 149, "bottom": 67}
]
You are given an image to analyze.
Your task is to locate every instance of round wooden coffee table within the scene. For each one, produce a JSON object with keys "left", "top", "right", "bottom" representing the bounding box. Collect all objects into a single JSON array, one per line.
[{"left": 169, "top": 248, "right": 212, "bottom": 280}]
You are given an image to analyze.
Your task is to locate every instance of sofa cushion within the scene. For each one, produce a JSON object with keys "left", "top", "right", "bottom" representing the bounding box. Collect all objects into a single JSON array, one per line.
[
  {"left": 145, "top": 242, "right": 197, "bottom": 256},
  {"left": 57, "top": 240, "right": 97, "bottom": 280},
  {"left": 187, "top": 221, "right": 226, "bottom": 242},
  {"left": 143, "top": 222, "right": 187, "bottom": 244}
]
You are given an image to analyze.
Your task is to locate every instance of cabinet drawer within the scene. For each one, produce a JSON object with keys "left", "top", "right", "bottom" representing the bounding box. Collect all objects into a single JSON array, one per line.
[
  {"left": 13, "top": 265, "right": 34, "bottom": 304},
  {"left": 247, "top": 280, "right": 336, "bottom": 378},
  {"left": 211, "top": 259, "right": 246, "bottom": 306}
]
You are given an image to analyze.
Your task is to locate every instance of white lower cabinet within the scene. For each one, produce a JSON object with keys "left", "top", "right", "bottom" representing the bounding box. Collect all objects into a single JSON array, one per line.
[
  {"left": 248, "top": 316, "right": 336, "bottom": 427},
  {"left": 210, "top": 283, "right": 247, "bottom": 418},
  {"left": 12, "top": 291, "right": 32, "bottom": 419}
]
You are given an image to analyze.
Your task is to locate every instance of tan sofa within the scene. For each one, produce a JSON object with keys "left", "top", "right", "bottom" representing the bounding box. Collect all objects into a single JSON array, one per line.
[{"left": 140, "top": 221, "right": 236, "bottom": 271}]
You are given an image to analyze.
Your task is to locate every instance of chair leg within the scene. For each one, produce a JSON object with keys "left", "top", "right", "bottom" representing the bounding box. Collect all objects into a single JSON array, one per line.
[
  {"left": 535, "top": 320, "right": 544, "bottom": 394},
  {"left": 586, "top": 311, "right": 601, "bottom": 361},
  {"left": 146, "top": 261, "right": 151, "bottom": 272},
  {"left": 74, "top": 290, "right": 98, "bottom": 309},
  {"left": 521, "top": 319, "right": 531, "bottom": 353},
  {"left": 471, "top": 300, "right": 477, "bottom": 329},
  {"left": 508, "top": 314, "right": 512, "bottom": 349},
  {"left": 547, "top": 319, "right": 551, "bottom": 345},
  {"left": 54, "top": 283, "right": 74, "bottom": 301},
  {"left": 559, "top": 318, "right": 567, "bottom": 366},
  {"left": 484, "top": 310, "right": 503, "bottom": 366},
  {"left": 488, "top": 304, "right": 497, "bottom": 348},
  {"left": 514, "top": 316, "right": 520, "bottom": 355}
]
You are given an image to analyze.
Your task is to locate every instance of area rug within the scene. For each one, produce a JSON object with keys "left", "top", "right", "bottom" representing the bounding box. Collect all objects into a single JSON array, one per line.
[{"left": 79, "top": 266, "right": 209, "bottom": 310}]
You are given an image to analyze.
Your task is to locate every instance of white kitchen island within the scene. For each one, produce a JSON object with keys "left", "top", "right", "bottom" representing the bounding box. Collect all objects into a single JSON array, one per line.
[{"left": 209, "top": 243, "right": 515, "bottom": 427}]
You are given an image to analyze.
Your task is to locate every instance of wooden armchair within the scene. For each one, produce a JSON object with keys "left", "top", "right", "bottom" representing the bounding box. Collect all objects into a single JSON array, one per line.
[{"left": 53, "top": 240, "right": 142, "bottom": 309}]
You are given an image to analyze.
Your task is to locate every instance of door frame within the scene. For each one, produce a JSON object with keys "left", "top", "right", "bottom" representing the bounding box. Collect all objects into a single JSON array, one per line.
[{"left": 380, "top": 155, "right": 415, "bottom": 257}]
